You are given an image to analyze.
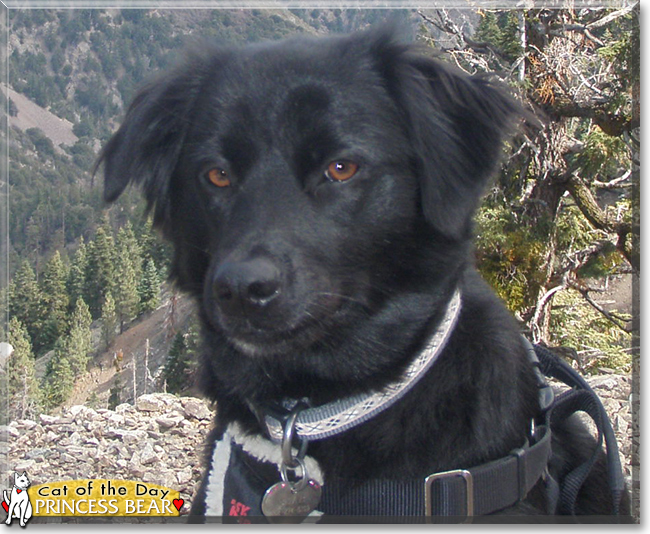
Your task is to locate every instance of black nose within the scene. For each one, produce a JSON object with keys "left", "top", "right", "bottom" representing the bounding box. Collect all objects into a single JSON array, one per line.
[{"left": 213, "top": 258, "right": 282, "bottom": 316}]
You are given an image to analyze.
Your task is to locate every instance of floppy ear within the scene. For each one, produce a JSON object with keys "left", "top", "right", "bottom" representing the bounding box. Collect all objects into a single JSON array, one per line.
[
  {"left": 382, "top": 43, "right": 522, "bottom": 240},
  {"left": 96, "top": 48, "right": 216, "bottom": 228}
]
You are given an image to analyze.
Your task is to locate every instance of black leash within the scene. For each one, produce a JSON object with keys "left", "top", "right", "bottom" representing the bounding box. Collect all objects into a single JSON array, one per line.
[{"left": 531, "top": 343, "right": 626, "bottom": 516}]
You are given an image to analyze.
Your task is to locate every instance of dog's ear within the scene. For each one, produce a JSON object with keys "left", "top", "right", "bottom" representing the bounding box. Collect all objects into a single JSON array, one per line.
[
  {"left": 375, "top": 37, "right": 522, "bottom": 240},
  {"left": 96, "top": 47, "right": 217, "bottom": 226}
]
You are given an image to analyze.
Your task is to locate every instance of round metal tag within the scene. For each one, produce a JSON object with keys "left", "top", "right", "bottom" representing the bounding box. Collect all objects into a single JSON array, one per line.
[{"left": 261, "top": 479, "right": 322, "bottom": 523}]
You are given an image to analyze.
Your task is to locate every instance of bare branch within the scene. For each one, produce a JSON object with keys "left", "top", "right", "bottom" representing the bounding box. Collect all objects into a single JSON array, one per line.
[
  {"left": 417, "top": 9, "right": 510, "bottom": 71},
  {"left": 586, "top": 2, "right": 638, "bottom": 30},
  {"left": 567, "top": 62, "right": 605, "bottom": 97},
  {"left": 593, "top": 170, "right": 632, "bottom": 190},
  {"left": 545, "top": 24, "right": 605, "bottom": 47},
  {"left": 546, "top": 100, "right": 636, "bottom": 136},
  {"left": 570, "top": 283, "right": 633, "bottom": 333},
  {"left": 532, "top": 284, "right": 566, "bottom": 328},
  {"left": 417, "top": 10, "right": 448, "bottom": 36},
  {"left": 560, "top": 239, "right": 614, "bottom": 274}
]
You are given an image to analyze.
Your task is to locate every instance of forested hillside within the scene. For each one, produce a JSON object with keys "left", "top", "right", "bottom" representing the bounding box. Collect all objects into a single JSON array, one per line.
[
  {"left": 1, "top": 6, "right": 639, "bottom": 424},
  {"left": 5, "top": 8, "right": 415, "bottom": 271}
]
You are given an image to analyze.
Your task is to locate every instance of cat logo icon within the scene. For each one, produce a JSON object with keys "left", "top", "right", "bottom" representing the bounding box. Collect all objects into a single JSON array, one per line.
[{"left": 3, "top": 472, "right": 33, "bottom": 527}]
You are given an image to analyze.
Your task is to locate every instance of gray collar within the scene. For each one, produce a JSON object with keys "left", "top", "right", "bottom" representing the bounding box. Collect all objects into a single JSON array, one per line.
[{"left": 261, "top": 289, "right": 462, "bottom": 442}]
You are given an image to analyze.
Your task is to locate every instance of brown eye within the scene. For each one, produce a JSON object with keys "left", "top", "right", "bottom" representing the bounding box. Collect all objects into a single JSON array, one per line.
[
  {"left": 205, "top": 167, "right": 231, "bottom": 188},
  {"left": 325, "top": 160, "right": 359, "bottom": 182}
]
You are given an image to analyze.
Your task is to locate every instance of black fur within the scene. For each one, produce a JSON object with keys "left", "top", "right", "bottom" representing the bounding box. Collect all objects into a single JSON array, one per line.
[{"left": 99, "top": 28, "right": 628, "bottom": 521}]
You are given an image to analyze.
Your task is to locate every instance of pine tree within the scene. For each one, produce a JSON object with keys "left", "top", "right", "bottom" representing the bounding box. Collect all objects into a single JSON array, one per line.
[
  {"left": 162, "top": 328, "right": 198, "bottom": 394},
  {"left": 136, "top": 217, "right": 170, "bottom": 274},
  {"left": 474, "top": 10, "right": 501, "bottom": 46},
  {"left": 116, "top": 221, "right": 143, "bottom": 282},
  {"left": 113, "top": 252, "right": 139, "bottom": 332},
  {"left": 101, "top": 291, "right": 118, "bottom": 349},
  {"left": 113, "top": 222, "right": 142, "bottom": 331},
  {"left": 138, "top": 257, "right": 160, "bottom": 314},
  {"left": 42, "top": 339, "right": 76, "bottom": 409},
  {"left": 25, "top": 214, "right": 43, "bottom": 272},
  {"left": 67, "top": 237, "right": 88, "bottom": 309},
  {"left": 472, "top": 10, "right": 522, "bottom": 68},
  {"left": 5, "top": 317, "right": 41, "bottom": 420},
  {"left": 108, "top": 375, "right": 123, "bottom": 410},
  {"left": 497, "top": 11, "right": 524, "bottom": 61},
  {"left": 39, "top": 251, "right": 70, "bottom": 350},
  {"left": 84, "top": 224, "right": 116, "bottom": 318},
  {"left": 9, "top": 260, "right": 48, "bottom": 354},
  {"left": 87, "top": 391, "right": 100, "bottom": 409},
  {"left": 66, "top": 297, "right": 93, "bottom": 377},
  {"left": 162, "top": 333, "right": 189, "bottom": 394}
]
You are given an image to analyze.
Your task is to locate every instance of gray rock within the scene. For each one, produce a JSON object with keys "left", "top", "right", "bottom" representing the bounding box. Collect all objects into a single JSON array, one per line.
[
  {"left": 14, "top": 459, "right": 36, "bottom": 471},
  {"left": 136, "top": 394, "right": 176, "bottom": 413},
  {"left": 181, "top": 398, "right": 212, "bottom": 421},
  {"left": 39, "top": 413, "right": 59, "bottom": 425},
  {"left": 25, "top": 447, "right": 50, "bottom": 460},
  {"left": 139, "top": 443, "right": 159, "bottom": 466},
  {"left": 155, "top": 415, "right": 183, "bottom": 429}
]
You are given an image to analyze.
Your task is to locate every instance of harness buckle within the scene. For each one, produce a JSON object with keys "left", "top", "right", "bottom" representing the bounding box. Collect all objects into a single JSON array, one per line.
[{"left": 424, "top": 469, "right": 474, "bottom": 521}]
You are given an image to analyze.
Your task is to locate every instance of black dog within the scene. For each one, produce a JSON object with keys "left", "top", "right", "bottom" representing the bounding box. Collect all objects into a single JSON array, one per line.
[{"left": 99, "top": 28, "right": 628, "bottom": 522}]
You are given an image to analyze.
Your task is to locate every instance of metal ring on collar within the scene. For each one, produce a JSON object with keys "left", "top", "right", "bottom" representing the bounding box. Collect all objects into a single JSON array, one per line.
[
  {"left": 281, "top": 403, "right": 308, "bottom": 468},
  {"left": 280, "top": 456, "right": 310, "bottom": 492}
]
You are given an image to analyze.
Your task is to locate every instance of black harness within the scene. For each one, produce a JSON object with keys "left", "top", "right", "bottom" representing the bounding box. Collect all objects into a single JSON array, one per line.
[
  {"left": 200, "top": 341, "right": 627, "bottom": 521},
  {"left": 532, "top": 342, "right": 626, "bottom": 517},
  {"left": 299, "top": 341, "right": 625, "bottom": 519}
]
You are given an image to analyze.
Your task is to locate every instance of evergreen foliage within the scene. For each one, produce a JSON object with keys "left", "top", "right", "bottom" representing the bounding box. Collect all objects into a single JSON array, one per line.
[
  {"left": 162, "top": 329, "right": 198, "bottom": 394},
  {"left": 162, "top": 333, "right": 188, "bottom": 395},
  {"left": 113, "top": 250, "right": 140, "bottom": 333},
  {"left": 39, "top": 251, "right": 70, "bottom": 350},
  {"left": 108, "top": 375, "right": 123, "bottom": 410},
  {"left": 110, "top": 221, "right": 142, "bottom": 331},
  {"left": 87, "top": 391, "right": 100, "bottom": 409},
  {"left": 43, "top": 339, "right": 76, "bottom": 409},
  {"left": 67, "top": 237, "right": 88, "bottom": 307},
  {"left": 83, "top": 223, "right": 115, "bottom": 317},
  {"left": 41, "top": 298, "right": 93, "bottom": 409},
  {"left": 138, "top": 257, "right": 160, "bottom": 314},
  {"left": 5, "top": 318, "right": 41, "bottom": 420},
  {"left": 8, "top": 261, "right": 44, "bottom": 354},
  {"left": 548, "top": 289, "right": 631, "bottom": 373},
  {"left": 472, "top": 11, "right": 524, "bottom": 67},
  {"left": 66, "top": 297, "right": 93, "bottom": 376},
  {"left": 101, "top": 291, "right": 118, "bottom": 349}
]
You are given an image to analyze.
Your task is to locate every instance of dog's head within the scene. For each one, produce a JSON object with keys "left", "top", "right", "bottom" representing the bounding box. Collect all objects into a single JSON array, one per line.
[{"left": 99, "top": 28, "right": 520, "bottom": 379}]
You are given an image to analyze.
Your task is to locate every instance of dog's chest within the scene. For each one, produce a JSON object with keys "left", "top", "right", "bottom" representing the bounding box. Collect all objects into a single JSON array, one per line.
[{"left": 202, "top": 424, "right": 324, "bottom": 522}]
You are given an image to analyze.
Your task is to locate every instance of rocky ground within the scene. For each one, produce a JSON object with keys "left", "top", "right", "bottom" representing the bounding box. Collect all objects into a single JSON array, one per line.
[
  {"left": 2, "top": 373, "right": 638, "bottom": 523},
  {"left": 3, "top": 393, "right": 214, "bottom": 522}
]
